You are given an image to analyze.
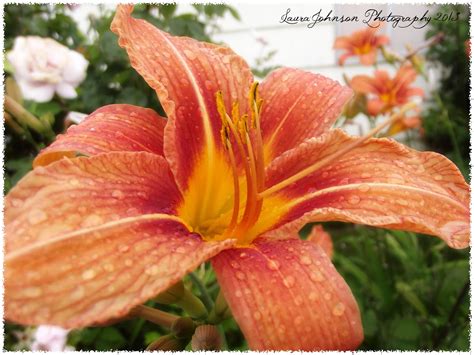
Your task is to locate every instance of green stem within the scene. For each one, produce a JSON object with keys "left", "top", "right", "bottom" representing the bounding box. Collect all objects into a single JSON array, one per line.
[
  {"left": 130, "top": 305, "right": 179, "bottom": 329},
  {"left": 434, "top": 93, "right": 466, "bottom": 173},
  {"left": 4, "top": 95, "right": 49, "bottom": 136},
  {"left": 188, "top": 272, "right": 214, "bottom": 312}
]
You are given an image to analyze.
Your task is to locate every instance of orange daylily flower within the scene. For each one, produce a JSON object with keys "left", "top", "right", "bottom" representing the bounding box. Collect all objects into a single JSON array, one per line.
[
  {"left": 334, "top": 25, "right": 389, "bottom": 66},
  {"left": 4, "top": 5, "right": 470, "bottom": 351},
  {"left": 350, "top": 64, "right": 424, "bottom": 116},
  {"left": 387, "top": 114, "right": 422, "bottom": 136}
]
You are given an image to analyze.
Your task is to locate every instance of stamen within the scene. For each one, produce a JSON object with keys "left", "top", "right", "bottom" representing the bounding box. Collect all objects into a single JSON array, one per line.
[
  {"left": 258, "top": 102, "right": 417, "bottom": 199},
  {"left": 224, "top": 138, "right": 240, "bottom": 233}
]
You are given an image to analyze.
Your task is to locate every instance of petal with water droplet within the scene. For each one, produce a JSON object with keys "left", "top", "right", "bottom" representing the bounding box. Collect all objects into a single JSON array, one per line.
[
  {"left": 211, "top": 237, "right": 362, "bottom": 350},
  {"left": 34, "top": 104, "right": 166, "bottom": 167},
  {"left": 5, "top": 215, "right": 234, "bottom": 327},
  {"left": 5, "top": 152, "right": 182, "bottom": 253},
  {"left": 259, "top": 68, "right": 352, "bottom": 163},
  {"left": 264, "top": 129, "right": 470, "bottom": 249}
]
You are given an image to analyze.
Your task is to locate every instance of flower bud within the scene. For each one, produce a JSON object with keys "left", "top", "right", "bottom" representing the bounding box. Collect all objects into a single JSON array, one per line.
[
  {"left": 191, "top": 325, "right": 222, "bottom": 351},
  {"left": 146, "top": 334, "right": 186, "bottom": 351},
  {"left": 154, "top": 281, "right": 185, "bottom": 304},
  {"left": 171, "top": 317, "right": 195, "bottom": 339}
]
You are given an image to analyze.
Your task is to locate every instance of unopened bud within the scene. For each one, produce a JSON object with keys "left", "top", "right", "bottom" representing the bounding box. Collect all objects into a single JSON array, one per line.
[
  {"left": 381, "top": 46, "right": 399, "bottom": 64},
  {"left": 154, "top": 281, "right": 185, "bottom": 304},
  {"left": 146, "top": 334, "right": 186, "bottom": 351},
  {"left": 191, "top": 325, "right": 222, "bottom": 351},
  {"left": 208, "top": 291, "right": 231, "bottom": 324},
  {"left": 171, "top": 317, "right": 195, "bottom": 339}
]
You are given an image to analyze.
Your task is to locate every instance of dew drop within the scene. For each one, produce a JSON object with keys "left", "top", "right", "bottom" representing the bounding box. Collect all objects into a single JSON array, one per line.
[
  {"left": 294, "top": 295, "right": 303, "bottom": 306},
  {"left": 309, "top": 292, "right": 318, "bottom": 301},
  {"left": 125, "top": 259, "right": 133, "bottom": 266},
  {"left": 321, "top": 171, "right": 329, "bottom": 178},
  {"left": 283, "top": 276, "right": 295, "bottom": 288},
  {"left": 112, "top": 190, "right": 124, "bottom": 199},
  {"left": 239, "top": 252, "right": 248, "bottom": 258},
  {"left": 361, "top": 172, "right": 372, "bottom": 178},
  {"left": 81, "top": 214, "right": 104, "bottom": 228},
  {"left": 267, "top": 260, "right": 280, "bottom": 270},
  {"left": 103, "top": 263, "right": 115, "bottom": 272},
  {"left": 434, "top": 174, "right": 443, "bottom": 181},
  {"left": 348, "top": 195, "right": 361, "bottom": 205},
  {"left": 118, "top": 245, "right": 129, "bottom": 253},
  {"left": 253, "top": 311, "right": 261, "bottom": 320},
  {"left": 236, "top": 271, "right": 246, "bottom": 280},
  {"left": 310, "top": 271, "right": 325, "bottom": 282},
  {"left": 235, "top": 290, "right": 243, "bottom": 298},
  {"left": 204, "top": 80, "right": 213, "bottom": 90},
  {"left": 145, "top": 265, "right": 160, "bottom": 275},
  {"left": 28, "top": 210, "right": 49, "bottom": 226},
  {"left": 294, "top": 315, "right": 304, "bottom": 325},
  {"left": 69, "top": 179, "right": 80, "bottom": 186},
  {"left": 358, "top": 184, "right": 370, "bottom": 192},
  {"left": 230, "top": 260, "right": 240, "bottom": 269},
  {"left": 324, "top": 292, "right": 331, "bottom": 300},
  {"left": 82, "top": 269, "right": 96, "bottom": 280},
  {"left": 24, "top": 286, "right": 42, "bottom": 298},
  {"left": 71, "top": 286, "right": 85, "bottom": 299},
  {"left": 11, "top": 198, "right": 23, "bottom": 207},
  {"left": 332, "top": 302, "right": 346, "bottom": 316},
  {"left": 300, "top": 255, "right": 312, "bottom": 265}
]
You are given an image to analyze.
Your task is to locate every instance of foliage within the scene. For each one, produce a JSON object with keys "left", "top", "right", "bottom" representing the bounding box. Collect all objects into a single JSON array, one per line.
[{"left": 423, "top": 4, "right": 470, "bottom": 176}]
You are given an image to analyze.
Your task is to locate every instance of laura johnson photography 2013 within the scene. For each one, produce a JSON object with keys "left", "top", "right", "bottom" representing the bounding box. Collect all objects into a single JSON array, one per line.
[{"left": 3, "top": 1, "right": 471, "bottom": 352}]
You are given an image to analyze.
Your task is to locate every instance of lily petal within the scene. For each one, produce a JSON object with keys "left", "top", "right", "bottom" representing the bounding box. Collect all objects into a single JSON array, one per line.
[
  {"left": 212, "top": 237, "right": 362, "bottom": 350},
  {"left": 259, "top": 67, "right": 352, "bottom": 162},
  {"left": 6, "top": 214, "right": 233, "bottom": 327},
  {"left": 6, "top": 152, "right": 181, "bottom": 252},
  {"left": 307, "top": 225, "right": 334, "bottom": 259},
  {"left": 111, "top": 5, "right": 253, "bottom": 193},
  {"left": 34, "top": 104, "right": 166, "bottom": 167},
  {"left": 265, "top": 130, "right": 470, "bottom": 249}
]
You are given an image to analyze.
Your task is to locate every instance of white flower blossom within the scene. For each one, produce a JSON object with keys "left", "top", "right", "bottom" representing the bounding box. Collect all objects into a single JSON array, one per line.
[
  {"left": 7, "top": 36, "right": 88, "bottom": 102},
  {"left": 30, "top": 325, "right": 71, "bottom": 351}
]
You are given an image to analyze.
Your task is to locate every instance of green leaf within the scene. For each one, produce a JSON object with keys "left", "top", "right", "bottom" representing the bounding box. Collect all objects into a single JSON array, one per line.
[{"left": 395, "top": 281, "right": 428, "bottom": 317}]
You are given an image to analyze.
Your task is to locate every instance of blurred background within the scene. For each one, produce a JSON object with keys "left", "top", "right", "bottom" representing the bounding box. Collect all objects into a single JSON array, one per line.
[{"left": 3, "top": 3, "right": 470, "bottom": 351}]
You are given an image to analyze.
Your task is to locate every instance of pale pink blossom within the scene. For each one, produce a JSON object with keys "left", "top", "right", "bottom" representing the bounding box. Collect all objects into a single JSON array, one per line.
[
  {"left": 7, "top": 36, "right": 88, "bottom": 102},
  {"left": 30, "top": 325, "right": 71, "bottom": 351}
]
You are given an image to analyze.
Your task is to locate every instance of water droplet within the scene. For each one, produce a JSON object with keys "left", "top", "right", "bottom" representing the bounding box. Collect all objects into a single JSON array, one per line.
[
  {"left": 28, "top": 209, "right": 47, "bottom": 225},
  {"left": 118, "top": 245, "right": 129, "bottom": 253},
  {"left": 82, "top": 269, "right": 96, "bottom": 280},
  {"left": 332, "top": 302, "right": 346, "bottom": 316},
  {"left": 324, "top": 292, "right": 331, "bottom": 300},
  {"left": 11, "top": 198, "right": 23, "bottom": 207},
  {"left": 71, "top": 286, "right": 85, "bottom": 299},
  {"left": 235, "top": 290, "right": 242, "bottom": 298},
  {"left": 69, "top": 179, "right": 80, "bottom": 186},
  {"left": 434, "top": 174, "right": 443, "bottom": 181},
  {"left": 294, "top": 315, "right": 304, "bottom": 325},
  {"left": 81, "top": 214, "right": 104, "bottom": 228},
  {"left": 125, "top": 259, "right": 133, "bottom": 266},
  {"left": 112, "top": 190, "right": 124, "bottom": 199},
  {"left": 145, "top": 265, "right": 160, "bottom": 275},
  {"left": 230, "top": 260, "right": 240, "bottom": 269},
  {"left": 103, "top": 263, "right": 114, "bottom": 272},
  {"left": 283, "top": 276, "right": 295, "bottom": 288},
  {"left": 294, "top": 295, "right": 303, "bottom": 306},
  {"left": 24, "top": 286, "right": 42, "bottom": 298},
  {"left": 267, "top": 260, "right": 280, "bottom": 270},
  {"left": 300, "top": 255, "right": 312, "bottom": 265},
  {"left": 321, "top": 171, "right": 329, "bottom": 178},
  {"left": 348, "top": 195, "right": 361, "bottom": 205},
  {"left": 253, "top": 311, "right": 261, "bottom": 320},
  {"left": 239, "top": 252, "right": 247, "bottom": 258},
  {"left": 361, "top": 172, "right": 372, "bottom": 178},
  {"left": 309, "top": 292, "right": 318, "bottom": 301},
  {"left": 358, "top": 184, "right": 370, "bottom": 192},
  {"left": 204, "top": 80, "right": 213, "bottom": 90},
  {"left": 310, "top": 271, "right": 325, "bottom": 282},
  {"left": 236, "top": 271, "right": 246, "bottom": 280}
]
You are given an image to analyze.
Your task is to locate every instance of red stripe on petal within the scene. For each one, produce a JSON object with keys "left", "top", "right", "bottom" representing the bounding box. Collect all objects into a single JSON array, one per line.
[
  {"left": 260, "top": 68, "right": 352, "bottom": 163},
  {"left": 212, "top": 237, "right": 362, "bottom": 350},
  {"left": 34, "top": 104, "right": 166, "bottom": 167},
  {"left": 5, "top": 152, "right": 181, "bottom": 253},
  {"left": 6, "top": 215, "right": 233, "bottom": 327}
]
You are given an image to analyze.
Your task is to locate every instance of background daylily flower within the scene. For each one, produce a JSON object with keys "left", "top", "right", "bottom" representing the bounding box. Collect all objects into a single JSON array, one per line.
[
  {"left": 334, "top": 25, "right": 389, "bottom": 66},
  {"left": 4, "top": 5, "right": 470, "bottom": 351},
  {"left": 350, "top": 64, "right": 424, "bottom": 116}
]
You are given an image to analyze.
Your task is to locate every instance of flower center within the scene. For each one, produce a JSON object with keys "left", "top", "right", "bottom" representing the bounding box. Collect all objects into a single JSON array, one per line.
[{"left": 215, "top": 82, "right": 266, "bottom": 244}]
